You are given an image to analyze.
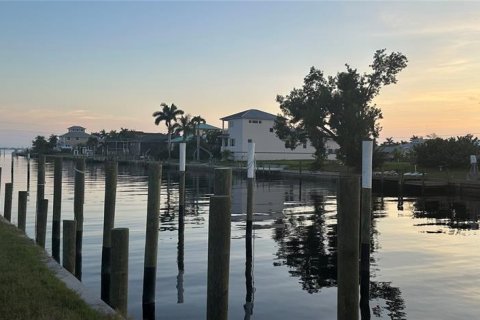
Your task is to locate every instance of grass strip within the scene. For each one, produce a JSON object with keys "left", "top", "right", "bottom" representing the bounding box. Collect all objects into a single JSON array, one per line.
[{"left": 0, "top": 219, "right": 119, "bottom": 320}]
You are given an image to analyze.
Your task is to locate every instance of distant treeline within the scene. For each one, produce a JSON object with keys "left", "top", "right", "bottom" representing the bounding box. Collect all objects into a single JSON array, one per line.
[{"left": 413, "top": 135, "right": 479, "bottom": 168}]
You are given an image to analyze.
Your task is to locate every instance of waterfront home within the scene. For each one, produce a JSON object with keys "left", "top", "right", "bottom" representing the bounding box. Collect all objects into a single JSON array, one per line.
[
  {"left": 57, "top": 126, "right": 91, "bottom": 150},
  {"left": 220, "top": 109, "right": 339, "bottom": 161}
]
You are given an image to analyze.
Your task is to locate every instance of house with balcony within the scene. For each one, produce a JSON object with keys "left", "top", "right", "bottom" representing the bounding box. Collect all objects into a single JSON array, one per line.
[
  {"left": 57, "top": 126, "right": 91, "bottom": 151},
  {"left": 220, "top": 109, "right": 339, "bottom": 161}
]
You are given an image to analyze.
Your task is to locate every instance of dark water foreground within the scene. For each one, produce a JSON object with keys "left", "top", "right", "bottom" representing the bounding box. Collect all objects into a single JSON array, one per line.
[{"left": 1, "top": 153, "right": 480, "bottom": 319}]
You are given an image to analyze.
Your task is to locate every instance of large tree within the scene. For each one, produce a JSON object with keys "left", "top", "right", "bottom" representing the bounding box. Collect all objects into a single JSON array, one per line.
[
  {"left": 274, "top": 49, "right": 407, "bottom": 169},
  {"left": 153, "top": 103, "right": 184, "bottom": 160}
]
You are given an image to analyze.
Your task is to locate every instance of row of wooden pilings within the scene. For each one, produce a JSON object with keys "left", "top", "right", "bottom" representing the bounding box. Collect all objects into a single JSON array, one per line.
[{"left": 1, "top": 140, "right": 373, "bottom": 319}]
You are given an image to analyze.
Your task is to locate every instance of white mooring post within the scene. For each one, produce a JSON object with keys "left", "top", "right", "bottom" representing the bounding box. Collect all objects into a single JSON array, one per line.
[{"left": 360, "top": 140, "right": 373, "bottom": 319}]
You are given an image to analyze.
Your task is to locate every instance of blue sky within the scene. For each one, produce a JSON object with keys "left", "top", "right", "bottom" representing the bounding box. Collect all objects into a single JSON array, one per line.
[{"left": 1, "top": 1, "right": 480, "bottom": 146}]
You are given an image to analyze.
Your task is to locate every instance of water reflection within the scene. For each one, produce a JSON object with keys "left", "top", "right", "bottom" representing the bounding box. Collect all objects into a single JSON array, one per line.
[
  {"left": 5, "top": 153, "right": 480, "bottom": 319},
  {"left": 412, "top": 197, "right": 480, "bottom": 231},
  {"left": 272, "top": 192, "right": 337, "bottom": 292}
]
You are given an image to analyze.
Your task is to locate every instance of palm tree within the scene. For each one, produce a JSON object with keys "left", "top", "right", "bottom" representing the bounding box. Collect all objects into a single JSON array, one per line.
[
  {"left": 153, "top": 103, "right": 184, "bottom": 160},
  {"left": 174, "top": 114, "right": 194, "bottom": 142},
  {"left": 191, "top": 115, "right": 206, "bottom": 161}
]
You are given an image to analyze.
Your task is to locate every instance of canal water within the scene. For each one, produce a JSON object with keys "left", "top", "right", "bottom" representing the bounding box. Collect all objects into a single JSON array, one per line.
[{"left": 1, "top": 152, "right": 480, "bottom": 319}]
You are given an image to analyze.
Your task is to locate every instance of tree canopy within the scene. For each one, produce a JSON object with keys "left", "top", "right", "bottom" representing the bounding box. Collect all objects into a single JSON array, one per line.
[
  {"left": 413, "top": 135, "right": 480, "bottom": 168},
  {"left": 153, "top": 103, "right": 185, "bottom": 159},
  {"left": 274, "top": 49, "right": 408, "bottom": 169}
]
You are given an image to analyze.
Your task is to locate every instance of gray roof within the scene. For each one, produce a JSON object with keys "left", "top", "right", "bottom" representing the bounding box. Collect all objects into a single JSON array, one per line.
[
  {"left": 220, "top": 109, "right": 277, "bottom": 121},
  {"left": 68, "top": 126, "right": 86, "bottom": 130},
  {"left": 197, "top": 123, "right": 220, "bottom": 131},
  {"left": 60, "top": 131, "right": 91, "bottom": 139}
]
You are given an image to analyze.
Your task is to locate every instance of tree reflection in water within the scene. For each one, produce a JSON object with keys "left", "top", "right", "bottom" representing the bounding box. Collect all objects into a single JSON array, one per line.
[
  {"left": 272, "top": 190, "right": 407, "bottom": 319},
  {"left": 412, "top": 197, "right": 480, "bottom": 231},
  {"left": 272, "top": 192, "right": 337, "bottom": 293}
]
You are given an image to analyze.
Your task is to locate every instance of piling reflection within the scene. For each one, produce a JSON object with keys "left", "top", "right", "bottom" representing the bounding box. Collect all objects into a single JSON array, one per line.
[
  {"left": 244, "top": 220, "right": 254, "bottom": 320},
  {"left": 177, "top": 171, "right": 185, "bottom": 304}
]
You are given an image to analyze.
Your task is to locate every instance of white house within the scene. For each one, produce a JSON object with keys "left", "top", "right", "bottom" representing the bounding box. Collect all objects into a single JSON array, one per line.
[
  {"left": 220, "top": 109, "right": 339, "bottom": 161},
  {"left": 57, "top": 126, "right": 91, "bottom": 150}
]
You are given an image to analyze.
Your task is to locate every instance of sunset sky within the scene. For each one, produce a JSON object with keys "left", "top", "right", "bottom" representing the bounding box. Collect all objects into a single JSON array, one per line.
[{"left": 1, "top": 1, "right": 480, "bottom": 147}]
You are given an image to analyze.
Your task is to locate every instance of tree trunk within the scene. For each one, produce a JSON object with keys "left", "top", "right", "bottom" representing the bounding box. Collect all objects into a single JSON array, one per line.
[
  {"left": 168, "top": 133, "right": 172, "bottom": 160},
  {"left": 196, "top": 129, "right": 200, "bottom": 161}
]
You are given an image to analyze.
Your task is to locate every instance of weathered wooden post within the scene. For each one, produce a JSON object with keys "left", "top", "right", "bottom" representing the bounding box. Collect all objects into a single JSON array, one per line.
[
  {"left": 207, "top": 195, "right": 231, "bottom": 320},
  {"left": 214, "top": 168, "right": 232, "bottom": 196},
  {"left": 360, "top": 141, "right": 373, "bottom": 320},
  {"left": 36, "top": 199, "right": 48, "bottom": 248},
  {"left": 101, "top": 161, "right": 118, "bottom": 305},
  {"left": 397, "top": 172, "right": 404, "bottom": 210},
  {"left": 52, "top": 157, "right": 63, "bottom": 262},
  {"left": 18, "top": 191, "right": 28, "bottom": 232},
  {"left": 10, "top": 152, "right": 14, "bottom": 182},
  {"left": 179, "top": 143, "right": 186, "bottom": 217},
  {"left": 178, "top": 143, "right": 186, "bottom": 304},
  {"left": 337, "top": 175, "right": 360, "bottom": 320},
  {"left": 111, "top": 228, "right": 129, "bottom": 317},
  {"left": 4, "top": 182, "right": 13, "bottom": 221},
  {"left": 245, "top": 143, "right": 255, "bottom": 320},
  {"left": 142, "top": 162, "right": 161, "bottom": 319},
  {"left": 63, "top": 220, "right": 76, "bottom": 274},
  {"left": 74, "top": 158, "right": 85, "bottom": 280},
  {"left": 246, "top": 142, "right": 255, "bottom": 241},
  {"left": 27, "top": 153, "right": 31, "bottom": 192},
  {"left": 36, "top": 155, "right": 45, "bottom": 220}
]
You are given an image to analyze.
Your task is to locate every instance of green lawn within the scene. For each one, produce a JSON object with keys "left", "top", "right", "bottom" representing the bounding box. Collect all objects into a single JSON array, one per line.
[{"left": 0, "top": 219, "right": 120, "bottom": 320}]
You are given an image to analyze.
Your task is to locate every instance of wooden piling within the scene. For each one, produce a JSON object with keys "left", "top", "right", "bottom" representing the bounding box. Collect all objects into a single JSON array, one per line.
[
  {"left": 337, "top": 175, "right": 360, "bottom": 320},
  {"left": 360, "top": 141, "right": 372, "bottom": 320},
  {"left": 4, "top": 182, "right": 13, "bottom": 221},
  {"left": 18, "top": 191, "right": 28, "bottom": 232},
  {"left": 207, "top": 195, "right": 231, "bottom": 320},
  {"left": 398, "top": 173, "right": 404, "bottom": 210},
  {"left": 142, "top": 163, "right": 161, "bottom": 319},
  {"left": 36, "top": 199, "right": 48, "bottom": 248},
  {"left": 10, "top": 152, "right": 14, "bottom": 182},
  {"left": 214, "top": 168, "right": 232, "bottom": 196},
  {"left": 36, "top": 155, "right": 45, "bottom": 219},
  {"left": 111, "top": 228, "right": 129, "bottom": 317},
  {"left": 176, "top": 138, "right": 187, "bottom": 306},
  {"left": 246, "top": 142, "right": 255, "bottom": 243},
  {"left": 74, "top": 158, "right": 85, "bottom": 280},
  {"left": 52, "top": 157, "right": 63, "bottom": 262},
  {"left": 63, "top": 220, "right": 76, "bottom": 274},
  {"left": 101, "top": 161, "right": 118, "bottom": 305},
  {"left": 177, "top": 195, "right": 185, "bottom": 304},
  {"left": 27, "top": 155, "right": 31, "bottom": 191}
]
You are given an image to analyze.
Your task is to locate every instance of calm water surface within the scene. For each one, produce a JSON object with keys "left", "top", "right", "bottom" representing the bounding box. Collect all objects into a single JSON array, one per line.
[{"left": 1, "top": 152, "right": 479, "bottom": 319}]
